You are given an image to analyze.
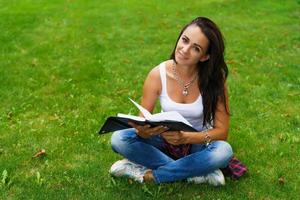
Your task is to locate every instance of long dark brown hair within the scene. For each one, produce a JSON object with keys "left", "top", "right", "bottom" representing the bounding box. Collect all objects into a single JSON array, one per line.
[{"left": 170, "top": 17, "right": 229, "bottom": 128}]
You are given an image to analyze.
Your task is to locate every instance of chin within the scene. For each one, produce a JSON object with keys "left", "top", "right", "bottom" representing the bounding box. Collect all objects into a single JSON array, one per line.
[
  {"left": 175, "top": 53, "right": 186, "bottom": 64},
  {"left": 175, "top": 56, "right": 191, "bottom": 66}
]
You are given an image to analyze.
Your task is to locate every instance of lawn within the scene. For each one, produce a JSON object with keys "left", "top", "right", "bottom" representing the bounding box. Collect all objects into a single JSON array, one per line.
[{"left": 0, "top": 0, "right": 299, "bottom": 199}]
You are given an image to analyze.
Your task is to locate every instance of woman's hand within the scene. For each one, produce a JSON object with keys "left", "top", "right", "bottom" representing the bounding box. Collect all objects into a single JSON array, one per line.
[
  {"left": 161, "top": 131, "right": 189, "bottom": 145},
  {"left": 128, "top": 122, "right": 169, "bottom": 139}
]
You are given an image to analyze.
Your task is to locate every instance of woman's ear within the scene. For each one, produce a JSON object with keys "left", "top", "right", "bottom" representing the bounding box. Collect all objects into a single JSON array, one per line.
[{"left": 200, "top": 54, "right": 210, "bottom": 62}]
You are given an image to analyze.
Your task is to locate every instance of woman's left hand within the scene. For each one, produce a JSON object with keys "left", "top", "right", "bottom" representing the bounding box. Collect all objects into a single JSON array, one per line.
[{"left": 161, "top": 131, "right": 188, "bottom": 145}]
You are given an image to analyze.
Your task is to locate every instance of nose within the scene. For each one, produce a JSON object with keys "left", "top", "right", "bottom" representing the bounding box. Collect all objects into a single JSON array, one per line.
[{"left": 181, "top": 44, "right": 190, "bottom": 54}]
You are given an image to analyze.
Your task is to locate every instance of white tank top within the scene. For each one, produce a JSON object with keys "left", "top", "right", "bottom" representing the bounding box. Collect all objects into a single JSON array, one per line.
[{"left": 159, "top": 62, "right": 204, "bottom": 131}]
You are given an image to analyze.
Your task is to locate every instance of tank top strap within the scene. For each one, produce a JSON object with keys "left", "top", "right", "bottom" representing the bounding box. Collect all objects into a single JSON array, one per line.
[{"left": 159, "top": 62, "right": 167, "bottom": 95}]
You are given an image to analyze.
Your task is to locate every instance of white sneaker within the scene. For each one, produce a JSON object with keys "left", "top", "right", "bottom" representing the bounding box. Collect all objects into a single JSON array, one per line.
[
  {"left": 187, "top": 169, "right": 225, "bottom": 186},
  {"left": 109, "top": 159, "right": 148, "bottom": 183}
]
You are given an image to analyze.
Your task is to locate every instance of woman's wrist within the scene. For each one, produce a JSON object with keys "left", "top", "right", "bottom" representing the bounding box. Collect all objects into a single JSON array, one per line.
[
  {"left": 181, "top": 131, "right": 195, "bottom": 144},
  {"left": 203, "top": 129, "right": 212, "bottom": 146},
  {"left": 181, "top": 131, "right": 211, "bottom": 145}
]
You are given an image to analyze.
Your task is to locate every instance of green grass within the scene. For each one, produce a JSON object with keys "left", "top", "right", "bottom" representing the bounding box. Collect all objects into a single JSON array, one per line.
[{"left": 0, "top": 0, "right": 299, "bottom": 199}]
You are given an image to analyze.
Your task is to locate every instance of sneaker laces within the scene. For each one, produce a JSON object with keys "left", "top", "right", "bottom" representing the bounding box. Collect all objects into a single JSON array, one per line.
[{"left": 110, "top": 159, "right": 148, "bottom": 183}]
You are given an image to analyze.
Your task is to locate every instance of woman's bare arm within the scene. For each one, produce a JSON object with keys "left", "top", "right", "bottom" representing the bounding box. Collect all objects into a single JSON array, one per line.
[{"left": 140, "top": 66, "right": 161, "bottom": 115}]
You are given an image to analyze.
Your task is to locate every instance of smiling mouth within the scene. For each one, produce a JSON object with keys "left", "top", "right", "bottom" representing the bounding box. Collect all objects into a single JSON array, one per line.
[{"left": 177, "top": 51, "right": 188, "bottom": 59}]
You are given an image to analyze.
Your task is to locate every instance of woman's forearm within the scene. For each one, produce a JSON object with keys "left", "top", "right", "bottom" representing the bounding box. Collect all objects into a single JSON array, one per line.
[{"left": 183, "top": 128, "right": 228, "bottom": 144}]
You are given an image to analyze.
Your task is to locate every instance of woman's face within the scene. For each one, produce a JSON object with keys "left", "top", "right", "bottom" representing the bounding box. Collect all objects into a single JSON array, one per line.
[{"left": 175, "top": 24, "right": 210, "bottom": 66}]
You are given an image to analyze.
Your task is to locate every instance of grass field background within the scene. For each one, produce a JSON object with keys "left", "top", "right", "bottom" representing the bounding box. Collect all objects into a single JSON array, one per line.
[{"left": 0, "top": 0, "right": 299, "bottom": 199}]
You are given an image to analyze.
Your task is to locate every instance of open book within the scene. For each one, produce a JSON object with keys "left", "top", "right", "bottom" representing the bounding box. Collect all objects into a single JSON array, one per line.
[{"left": 99, "top": 98, "right": 197, "bottom": 134}]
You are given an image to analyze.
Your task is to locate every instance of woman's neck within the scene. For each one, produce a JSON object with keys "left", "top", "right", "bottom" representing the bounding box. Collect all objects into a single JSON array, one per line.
[{"left": 175, "top": 62, "right": 198, "bottom": 78}]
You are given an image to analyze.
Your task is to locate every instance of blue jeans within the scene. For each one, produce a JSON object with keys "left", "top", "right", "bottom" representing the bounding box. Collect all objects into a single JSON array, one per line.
[{"left": 111, "top": 128, "right": 233, "bottom": 183}]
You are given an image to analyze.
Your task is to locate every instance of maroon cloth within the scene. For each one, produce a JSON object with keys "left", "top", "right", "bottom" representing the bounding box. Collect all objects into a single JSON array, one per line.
[
  {"left": 221, "top": 156, "right": 248, "bottom": 180},
  {"left": 163, "top": 141, "right": 248, "bottom": 180},
  {"left": 163, "top": 140, "right": 191, "bottom": 159}
]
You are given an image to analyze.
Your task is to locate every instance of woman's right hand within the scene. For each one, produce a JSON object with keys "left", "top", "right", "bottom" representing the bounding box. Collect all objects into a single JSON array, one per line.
[{"left": 128, "top": 121, "right": 169, "bottom": 139}]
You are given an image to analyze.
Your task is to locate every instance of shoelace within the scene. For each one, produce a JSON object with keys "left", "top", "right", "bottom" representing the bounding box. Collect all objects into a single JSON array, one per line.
[{"left": 123, "top": 163, "right": 145, "bottom": 180}]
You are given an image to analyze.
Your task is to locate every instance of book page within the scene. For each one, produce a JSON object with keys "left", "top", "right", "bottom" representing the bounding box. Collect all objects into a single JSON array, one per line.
[
  {"left": 149, "top": 111, "right": 193, "bottom": 126},
  {"left": 117, "top": 113, "right": 146, "bottom": 121},
  {"left": 128, "top": 98, "right": 193, "bottom": 127},
  {"left": 129, "top": 98, "right": 152, "bottom": 119}
]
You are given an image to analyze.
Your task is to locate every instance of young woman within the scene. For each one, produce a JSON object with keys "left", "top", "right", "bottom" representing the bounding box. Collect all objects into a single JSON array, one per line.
[{"left": 109, "top": 17, "right": 233, "bottom": 186}]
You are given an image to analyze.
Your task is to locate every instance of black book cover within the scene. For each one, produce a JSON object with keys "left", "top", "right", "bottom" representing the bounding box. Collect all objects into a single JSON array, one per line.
[{"left": 99, "top": 116, "right": 197, "bottom": 134}]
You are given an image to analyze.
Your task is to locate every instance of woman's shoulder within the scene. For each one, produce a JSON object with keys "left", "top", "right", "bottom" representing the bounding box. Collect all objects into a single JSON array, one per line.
[
  {"left": 144, "top": 60, "right": 170, "bottom": 87},
  {"left": 148, "top": 60, "right": 172, "bottom": 77}
]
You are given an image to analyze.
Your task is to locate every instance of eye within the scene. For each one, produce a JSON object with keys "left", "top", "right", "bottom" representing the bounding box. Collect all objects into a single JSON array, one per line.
[
  {"left": 194, "top": 46, "right": 200, "bottom": 52},
  {"left": 182, "top": 37, "right": 188, "bottom": 43}
]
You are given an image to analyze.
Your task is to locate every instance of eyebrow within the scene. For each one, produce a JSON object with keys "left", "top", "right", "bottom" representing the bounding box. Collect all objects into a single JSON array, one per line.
[{"left": 183, "top": 35, "right": 204, "bottom": 51}]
